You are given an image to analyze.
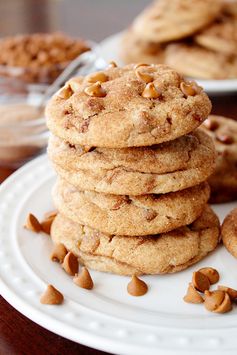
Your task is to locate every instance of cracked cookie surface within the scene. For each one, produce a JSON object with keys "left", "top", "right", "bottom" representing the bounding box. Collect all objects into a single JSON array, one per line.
[
  {"left": 222, "top": 207, "right": 237, "bottom": 259},
  {"left": 48, "top": 129, "right": 215, "bottom": 195},
  {"left": 53, "top": 178, "right": 210, "bottom": 236},
  {"left": 46, "top": 64, "right": 211, "bottom": 148},
  {"left": 201, "top": 115, "right": 237, "bottom": 203},
  {"left": 51, "top": 205, "right": 220, "bottom": 275}
]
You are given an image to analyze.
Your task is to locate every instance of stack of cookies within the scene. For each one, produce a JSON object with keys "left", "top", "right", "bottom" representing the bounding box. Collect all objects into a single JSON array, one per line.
[
  {"left": 46, "top": 63, "right": 220, "bottom": 276},
  {"left": 120, "top": 0, "right": 237, "bottom": 79}
]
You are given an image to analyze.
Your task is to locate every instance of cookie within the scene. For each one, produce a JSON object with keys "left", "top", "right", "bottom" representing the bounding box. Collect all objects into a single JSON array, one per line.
[
  {"left": 222, "top": 207, "right": 237, "bottom": 258},
  {"left": 132, "top": 0, "right": 222, "bottom": 43},
  {"left": 120, "top": 29, "right": 165, "bottom": 64},
  {"left": 52, "top": 178, "right": 210, "bottom": 236},
  {"left": 48, "top": 130, "right": 216, "bottom": 195},
  {"left": 51, "top": 205, "right": 220, "bottom": 275},
  {"left": 166, "top": 43, "right": 237, "bottom": 79},
  {"left": 195, "top": 17, "right": 237, "bottom": 56},
  {"left": 201, "top": 115, "right": 237, "bottom": 203},
  {"left": 46, "top": 64, "right": 211, "bottom": 148}
]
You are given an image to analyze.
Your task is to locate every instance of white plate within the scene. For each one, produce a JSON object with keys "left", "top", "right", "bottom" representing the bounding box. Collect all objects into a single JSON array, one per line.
[
  {"left": 99, "top": 32, "right": 237, "bottom": 95},
  {"left": 0, "top": 155, "right": 237, "bottom": 355}
]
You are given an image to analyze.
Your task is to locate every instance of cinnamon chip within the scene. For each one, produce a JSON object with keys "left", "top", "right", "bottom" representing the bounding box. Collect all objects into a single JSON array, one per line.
[
  {"left": 73, "top": 267, "right": 94, "bottom": 290},
  {"left": 180, "top": 81, "right": 199, "bottom": 97},
  {"left": 142, "top": 82, "right": 160, "bottom": 99},
  {"left": 40, "top": 284, "right": 64, "bottom": 305},
  {"left": 41, "top": 217, "right": 54, "bottom": 235},
  {"left": 62, "top": 251, "right": 79, "bottom": 276},
  {"left": 25, "top": 213, "right": 42, "bottom": 233},
  {"left": 86, "top": 71, "right": 108, "bottom": 83},
  {"left": 135, "top": 69, "right": 153, "bottom": 83},
  {"left": 218, "top": 285, "right": 237, "bottom": 300},
  {"left": 204, "top": 290, "right": 232, "bottom": 313},
  {"left": 134, "top": 63, "right": 150, "bottom": 69},
  {"left": 51, "top": 243, "right": 67, "bottom": 263},
  {"left": 44, "top": 210, "right": 58, "bottom": 219},
  {"left": 84, "top": 82, "right": 106, "bottom": 97},
  {"left": 198, "top": 267, "right": 219, "bottom": 285},
  {"left": 192, "top": 271, "right": 210, "bottom": 292},
  {"left": 183, "top": 283, "right": 204, "bottom": 304},
  {"left": 127, "top": 275, "right": 148, "bottom": 296},
  {"left": 108, "top": 61, "right": 117, "bottom": 68}
]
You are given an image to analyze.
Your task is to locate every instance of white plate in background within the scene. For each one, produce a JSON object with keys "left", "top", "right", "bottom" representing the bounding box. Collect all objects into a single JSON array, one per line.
[{"left": 99, "top": 32, "right": 237, "bottom": 95}]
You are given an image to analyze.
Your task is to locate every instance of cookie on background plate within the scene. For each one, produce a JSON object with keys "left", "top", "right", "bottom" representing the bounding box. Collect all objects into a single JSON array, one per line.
[
  {"left": 53, "top": 178, "right": 210, "bottom": 236},
  {"left": 195, "top": 17, "right": 237, "bottom": 56},
  {"left": 46, "top": 64, "right": 211, "bottom": 148},
  {"left": 201, "top": 115, "right": 237, "bottom": 203},
  {"left": 48, "top": 129, "right": 216, "bottom": 195},
  {"left": 132, "top": 0, "right": 222, "bottom": 43},
  {"left": 222, "top": 207, "right": 237, "bottom": 259},
  {"left": 51, "top": 205, "right": 220, "bottom": 276},
  {"left": 166, "top": 43, "right": 237, "bottom": 79},
  {"left": 120, "top": 29, "right": 165, "bottom": 65}
]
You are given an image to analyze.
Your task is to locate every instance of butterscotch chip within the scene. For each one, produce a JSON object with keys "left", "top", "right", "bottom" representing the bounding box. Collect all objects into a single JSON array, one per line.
[
  {"left": 204, "top": 290, "right": 232, "bottom": 313},
  {"left": 142, "top": 82, "right": 160, "bottom": 99},
  {"left": 84, "top": 82, "right": 106, "bottom": 97},
  {"left": 73, "top": 267, "right": 94, "bottom": 290},
  {"left": 44, "top": 210, "right": 58, "bottom": 219},
  {"left": 135, "top": 69, "right": 153, "bottom": 83},
  {"left": 218, "top": 286, "right": 237, "bottom": 301},
  {"left": 127, "top": 275, "right": 148, "bottom": 296},
  {"left": 62, "top": 251, "right": 78, "bottom": 276},
  {"left": 86, "top": 71, "right": 108, "bottom": 83},
  {"left": 203, "top": 118, "right": 219, "bottom": 131},
  {"left": 192, "top": 271, "right": 210, "bottom": 292},
  {"left": 216, "top": 134, "right": 233, "bottom": 145},
  {"left": 69, "top": 80, "right": 81, "bottom": 93},
  {"left": 51, "top": 243, "right": 67, "bottom": 263},
  {"left": 40, "top": 284, "right": 64, "bottom": 305},
  {"left": 41, "top": 217, "right": 54, "bottom": 235},
  {"left": 198, "top": 267, "right": 219, "bottom": 285},
  {"left": 25, "top": 213, "right": 41, "bottom": 233},
  {"left": 183, "top": 283, "right": 204, "bottom": 304}
]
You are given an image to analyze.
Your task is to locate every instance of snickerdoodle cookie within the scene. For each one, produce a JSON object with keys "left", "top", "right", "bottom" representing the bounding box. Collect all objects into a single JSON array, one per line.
[
  {"left": 222, "top": 207, "right": 237, "bottom": 258},
  {"left": 132, "top": 0, "right": 222, "bottom": 43},
  {"left": 53, "top": 178, "right": 210, "bottom": 236},
  {"left": 166, "top": 43, "right": 237, "bottom": 80},
  {"left": 201, "top": 115, "right": 237, "bottom": 203},
  {"left": 195, "top": 17, "right": 237, "bottom": 56},
  {"left": 48, "top": 129, "right": 215, "bottom": 195},
  {"left": 46, "top": 64, "right": 211, "bottom": 148},
  {"left": 120, "top": 29, "right": 165, "bottom": 64},
  {"left": 51, "top": 205, "right": 220, "bottom": 275}
]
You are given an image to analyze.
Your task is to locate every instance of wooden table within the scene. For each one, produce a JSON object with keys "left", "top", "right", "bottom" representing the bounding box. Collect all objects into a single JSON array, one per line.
[{"left": 0, "top": 1, "right": 237, "bottom": 354}]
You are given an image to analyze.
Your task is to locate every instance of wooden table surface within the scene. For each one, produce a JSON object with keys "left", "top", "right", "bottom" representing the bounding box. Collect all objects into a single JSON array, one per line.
[{"left": 0, "top": 1, "right": 237, "bottom": 355}]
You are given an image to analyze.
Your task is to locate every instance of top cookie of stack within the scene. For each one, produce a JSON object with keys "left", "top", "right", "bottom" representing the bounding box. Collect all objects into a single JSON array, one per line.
[
  {"left": 46, "top": 64, "right": 211, "bottom": 148},
  {"left": 120, "top": 0, "right": 237, "bottom": 80}
]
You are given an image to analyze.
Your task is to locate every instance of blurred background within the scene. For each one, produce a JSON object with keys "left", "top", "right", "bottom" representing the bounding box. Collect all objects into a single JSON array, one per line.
[{"left": 0, "top": 0, "right": 151, "bottom": 40}]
